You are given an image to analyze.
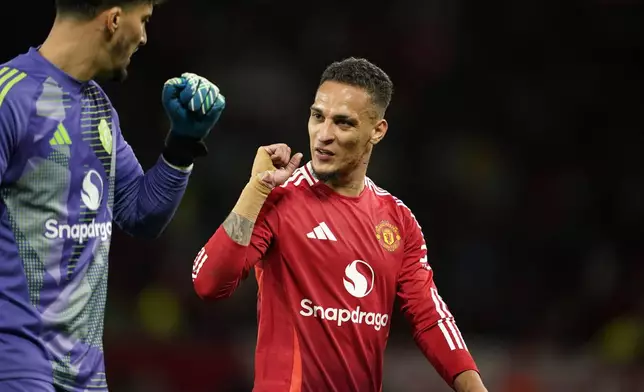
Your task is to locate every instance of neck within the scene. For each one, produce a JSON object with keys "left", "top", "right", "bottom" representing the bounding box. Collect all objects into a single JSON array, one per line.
[
  {"left": 39, "top": 17, "right": 102, "bottom": 81},
  {"left": 324, "top": 152, "right": 370, "bottom": 198}
]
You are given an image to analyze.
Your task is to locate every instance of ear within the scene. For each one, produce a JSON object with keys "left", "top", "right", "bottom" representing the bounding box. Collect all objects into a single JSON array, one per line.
[
  {"left": 104, "top": 7, "right": 123, "bottom": 34},
  {"left": 369, "top": 119, "right": 388, "bottom": 145}
]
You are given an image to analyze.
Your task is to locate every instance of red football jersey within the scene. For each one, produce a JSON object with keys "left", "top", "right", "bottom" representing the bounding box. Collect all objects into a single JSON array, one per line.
[{"left": 193, "top": 162, "right": 477, "bottom": 392}]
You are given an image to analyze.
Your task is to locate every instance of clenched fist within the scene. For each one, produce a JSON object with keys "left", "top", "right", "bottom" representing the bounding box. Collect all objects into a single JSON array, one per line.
[
  {"left": 162, "top": 72, "right": 225, "bottom": 140},
  {"left": 251, "top": 144, "right": 303, "bottom": 188}
]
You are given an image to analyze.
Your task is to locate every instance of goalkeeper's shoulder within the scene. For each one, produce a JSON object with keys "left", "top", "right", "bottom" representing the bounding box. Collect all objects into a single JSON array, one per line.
[
  {"left": 0, "top": 62, "right": 44, "bottom": 111},
  {"left": 0, "top": 63, "right": 44, "bottom": 144}
]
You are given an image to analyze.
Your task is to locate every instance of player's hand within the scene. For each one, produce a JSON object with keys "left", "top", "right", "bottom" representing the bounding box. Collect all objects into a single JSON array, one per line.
[
  {"left": 454, "top": 370, "right": 487, "bottom": 392},
  {"left": 251, "top": 144, "right": 303, "bottom": 189},
  {"left": 162, "top": 72, "right": 225, "bottom": 140}
]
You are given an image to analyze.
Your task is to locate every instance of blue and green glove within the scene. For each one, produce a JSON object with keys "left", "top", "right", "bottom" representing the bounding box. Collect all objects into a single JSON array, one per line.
[{"left": 161, "top": 72, "right": 226, "bottom": 167}]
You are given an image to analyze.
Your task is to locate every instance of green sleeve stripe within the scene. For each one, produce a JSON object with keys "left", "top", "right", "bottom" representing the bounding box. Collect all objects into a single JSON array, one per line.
[{"left": 0, "top": 68, "right": 27, "bottom": 108}]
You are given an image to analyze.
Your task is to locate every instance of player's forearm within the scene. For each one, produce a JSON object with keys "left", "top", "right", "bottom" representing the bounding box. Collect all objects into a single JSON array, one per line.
[
  {"left": 224, "top": 178, "right": 272, "bottom": 245},
  {"left": 222, "top": 212, "right": 255, "bottom": 246},
  {"left": 113, "top": 156, "right": 190, "bottom": 238},
  {"left": 413, "top": 322, "right": 479, "bottom": 389},
  {"left": 454, "top": 370, "right": 487, "bottom": 392},
  {"left": 193, "top": 179, "right": 273, "bottom": 298},
  {"left": 192, "top": 226, "right": 254, "bottom": 300}
]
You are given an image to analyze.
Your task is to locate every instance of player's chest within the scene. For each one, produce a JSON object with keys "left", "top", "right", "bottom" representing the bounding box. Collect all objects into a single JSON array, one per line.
[
  {"left": 4, "top": 93, "right": 116, "bottom": 211},
  {"left": 276, "top": 197, "right": 405, "bottom": 286},
  {"left": 25, "top": 92, "right": 114, "bottom": 172}
]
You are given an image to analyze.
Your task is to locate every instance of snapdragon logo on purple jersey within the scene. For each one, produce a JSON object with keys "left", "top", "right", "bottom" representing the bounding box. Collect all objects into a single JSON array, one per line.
[{"left": 44, "top": 169, "right": 112, "bottom": 243}]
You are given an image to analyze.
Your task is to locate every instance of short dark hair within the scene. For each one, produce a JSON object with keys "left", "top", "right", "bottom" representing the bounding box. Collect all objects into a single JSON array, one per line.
[
  {"left": 319, "top": 57, "right": 393, "bottom": 115},
  {"left": 55, "top": 0, "right": 165, "bottom": 18}
]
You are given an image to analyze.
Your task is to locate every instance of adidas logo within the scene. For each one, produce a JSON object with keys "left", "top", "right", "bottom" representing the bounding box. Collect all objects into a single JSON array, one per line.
[
  {"left": 306, "top": 222, "right": 337, "bottom": 241},
  {"left": 49, "top": 123, "right": 72, "bottom": 146}
]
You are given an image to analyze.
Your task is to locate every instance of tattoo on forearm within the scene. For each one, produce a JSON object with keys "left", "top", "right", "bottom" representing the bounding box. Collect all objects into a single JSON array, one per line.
[{"left": 223, "top": 212, "right": 255, "bottom": 246}]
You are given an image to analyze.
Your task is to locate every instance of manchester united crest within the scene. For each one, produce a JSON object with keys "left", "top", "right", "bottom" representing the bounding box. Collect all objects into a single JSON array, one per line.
[{"left": 375, "top": 220, "right": 401, "bottom": 252}]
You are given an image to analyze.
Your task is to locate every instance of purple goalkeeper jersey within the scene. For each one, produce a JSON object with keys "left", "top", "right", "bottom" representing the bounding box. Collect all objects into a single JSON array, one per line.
[{"left": 0, "top": 48, "right": 192, "bottom": 391}]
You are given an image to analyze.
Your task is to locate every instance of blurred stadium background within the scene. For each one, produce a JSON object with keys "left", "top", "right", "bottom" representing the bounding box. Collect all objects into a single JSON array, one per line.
[{"left": 3, "top": 0, "right": 644, "bottom": 390}]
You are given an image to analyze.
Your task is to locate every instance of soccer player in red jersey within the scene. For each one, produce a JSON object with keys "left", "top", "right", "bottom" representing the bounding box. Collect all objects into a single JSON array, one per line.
[{"left": 191, "top": 58, "right": 487, "bottom": 392}]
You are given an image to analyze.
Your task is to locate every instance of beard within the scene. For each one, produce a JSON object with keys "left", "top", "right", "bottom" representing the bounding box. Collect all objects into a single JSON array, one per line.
[
  {"left": 95, "top": 36, "right": 133, "bottom": 82},
  {"left": 109, "top": 67, "right": 128, "bottom": 82},
  {"left": 311, "top": 147, "right": 371, "bottom": 184},
  {"left": 311, "top": 167, "right": 340, "bottom": 183},
  {"left": 95, "top": 67, "right": 127, "bottom": 82}
]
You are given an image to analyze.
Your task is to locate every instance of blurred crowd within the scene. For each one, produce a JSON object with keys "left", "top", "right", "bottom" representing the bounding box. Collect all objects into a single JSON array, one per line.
[{"left": 3, "top": 0, "right": 643, "bottom": 390}]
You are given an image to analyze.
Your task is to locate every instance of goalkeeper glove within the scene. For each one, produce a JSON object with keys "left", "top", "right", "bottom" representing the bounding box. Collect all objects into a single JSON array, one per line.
[{"left": 161, "top": 72, "right": 226, "bottom": 167}]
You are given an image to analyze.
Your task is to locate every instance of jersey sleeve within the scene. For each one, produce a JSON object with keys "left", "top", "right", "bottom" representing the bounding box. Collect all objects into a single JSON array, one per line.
[
  {"left": 111, "top": 109, "right": 192, "bottom": 238},
  {"left": 0, "top": 70, "right": 32, "bottom": 183},
  {"left": 112, "top": 110, "right": 145, "bottom": 192},
  {"left": 192, "top": 190, "right": 281, "bottom": 300},
  {"left": 395, "top": 202, "right": 478, "bottom": 387}
]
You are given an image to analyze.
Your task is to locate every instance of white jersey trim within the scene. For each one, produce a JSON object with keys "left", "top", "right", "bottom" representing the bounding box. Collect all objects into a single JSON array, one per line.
[
  {"left": 364, "top": 177, "right": 423, "bottom": 232},
  {"left": 279, "top": 162, "right": 319, "bottom": 188}
]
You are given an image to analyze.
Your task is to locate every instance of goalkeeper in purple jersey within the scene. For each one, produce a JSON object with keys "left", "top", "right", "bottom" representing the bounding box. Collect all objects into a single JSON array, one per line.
[{"left": 0, "top": 1, "right": 225, "bottom": 391}]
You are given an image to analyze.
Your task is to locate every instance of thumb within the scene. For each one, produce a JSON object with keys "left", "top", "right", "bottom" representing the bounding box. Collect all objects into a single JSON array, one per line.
[
  {"left": 162, "top": 78, "right": 186, "bottom": 100},
  {"left": 286, "top": 153, "right": 303, "bottom": 175},
  {"left": 163, "top": 97, "right": 185, "bottom": 117},
  {"left": 162, "top": 79, "right": 187, "bottom": 115},
  {"left": 179, "top": 77, "right": 199, "bottom": 106}
]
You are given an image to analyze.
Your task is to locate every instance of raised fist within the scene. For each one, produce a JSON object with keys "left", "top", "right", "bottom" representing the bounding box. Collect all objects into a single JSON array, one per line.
[{"left": 251, "top": 144, "right": 303, "bottom": 188}]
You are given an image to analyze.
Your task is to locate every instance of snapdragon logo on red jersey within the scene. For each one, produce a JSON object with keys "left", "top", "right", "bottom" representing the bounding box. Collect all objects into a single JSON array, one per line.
[
  {"left": 299, "top": 260, "right": 389, "bottom": 331},
  {"left": 343, "top": 260, "right": 374, "bottom": 298}
]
